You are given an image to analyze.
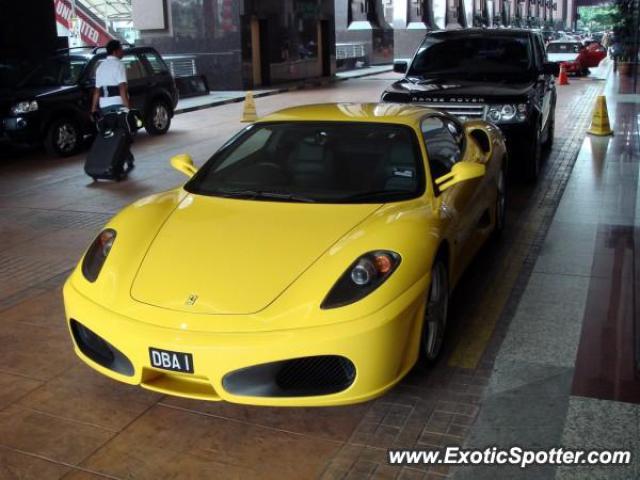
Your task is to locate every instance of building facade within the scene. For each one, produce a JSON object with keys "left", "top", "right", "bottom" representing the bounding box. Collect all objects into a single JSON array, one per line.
[{"left": 133, "top": 0, "right": 335, "bottom": 90}]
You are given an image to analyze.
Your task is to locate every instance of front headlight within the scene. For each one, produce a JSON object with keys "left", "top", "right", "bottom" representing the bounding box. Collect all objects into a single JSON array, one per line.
[
  {"left": 486, "top": 103, "right": 527, "bottom": 124},
  {"left": 10, "top": 100, "right": 38, "bottom": 115},
  {"left": 321, "top": 251, "right": 401, "bottom": 309},
  {"left": 82, "top": 229, "right": 116, "bottom": 282}
]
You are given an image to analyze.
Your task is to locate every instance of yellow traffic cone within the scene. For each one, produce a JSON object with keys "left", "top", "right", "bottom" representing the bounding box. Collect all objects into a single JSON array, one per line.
[
  {"left": 587, "top": 95, "right": 613, "bottom": 136},
  {"left": 241, "top": 91, "right": 258, "bottom": 123}
]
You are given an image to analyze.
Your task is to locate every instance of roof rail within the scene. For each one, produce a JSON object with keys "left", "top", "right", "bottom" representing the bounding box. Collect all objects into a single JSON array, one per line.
[
  {"left": 56, "top": 46, "right": 99, "bottom": 53},
  {"left": 91, "top": 42, "right": 135, "bottom": 54}
]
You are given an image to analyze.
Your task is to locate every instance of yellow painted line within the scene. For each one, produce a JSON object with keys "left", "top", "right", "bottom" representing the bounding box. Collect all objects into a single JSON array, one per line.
[
  {"left": 448, "top": 209, "right": 548, "bottom": 369},
  {"left": 447, "top": 253, "right": 524, "bottom": 369}
]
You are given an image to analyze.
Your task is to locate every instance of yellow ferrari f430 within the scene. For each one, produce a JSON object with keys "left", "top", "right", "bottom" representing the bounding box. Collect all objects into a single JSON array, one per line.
[{"left": 64, "top": 103, "right": 507, "bottom": 406}]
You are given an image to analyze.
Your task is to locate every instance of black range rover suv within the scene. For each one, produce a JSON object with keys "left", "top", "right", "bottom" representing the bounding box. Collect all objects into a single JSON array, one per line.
[
  {"left": 1, "top": 45, "right": 178, "bottom": 157},
  {"left": 382, "top": 29, "right": 559, "bottom": 181}
]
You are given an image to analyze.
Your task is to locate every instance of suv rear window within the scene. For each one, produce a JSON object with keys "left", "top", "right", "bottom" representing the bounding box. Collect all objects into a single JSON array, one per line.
[
  {"left": 410, "top": 34, "right": 533, "bottom": 78},
  {"left": 141, "top": 52, "right": 169, "bottom": 74},
  {"left": 547, "top": 43, "right": 581, "bottom": 54}
]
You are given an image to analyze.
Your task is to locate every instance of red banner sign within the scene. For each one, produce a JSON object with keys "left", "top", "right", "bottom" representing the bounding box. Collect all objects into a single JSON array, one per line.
[{"left": 54, "top": 0, "right": 113, "bottom": 46}]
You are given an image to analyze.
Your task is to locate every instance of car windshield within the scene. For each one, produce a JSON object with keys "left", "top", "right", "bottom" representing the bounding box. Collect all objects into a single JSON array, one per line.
[
  {"left": 409, "top": 34, "right": 533, "bottom": 79},
  {"left": 186, "top": 122, "right": 424, "bottom": 204},
  {"left": 547, "top": 43, "right": 581, "bottom": 54},
  {"left": 20, "top": 55, "right": 89, "bottom": 87}
]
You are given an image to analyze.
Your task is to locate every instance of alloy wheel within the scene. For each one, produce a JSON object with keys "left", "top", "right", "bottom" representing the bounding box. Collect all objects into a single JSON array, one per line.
[
  {"left": 423, "top": 261, "right": 449, "bottom": 361},
  {"left": 153, "top": 104, "right": 169, "bottom": 131},
  {"left": 56, "top": 122, "right": 78, "bottom": 154}
]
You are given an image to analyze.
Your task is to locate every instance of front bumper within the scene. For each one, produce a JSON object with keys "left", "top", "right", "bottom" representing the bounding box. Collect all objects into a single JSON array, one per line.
[
  {"left": 1, "top": 114, "right": 41, "bottom": 144},
  {"left": 496, "top": 122, "right": 536, "bottom": 157},
  {"left": 63, "top": 278, "right": 426, "bottom": 406}
]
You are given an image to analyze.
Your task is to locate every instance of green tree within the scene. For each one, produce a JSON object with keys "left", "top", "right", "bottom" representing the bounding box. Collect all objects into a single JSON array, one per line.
[{"left": 577, "top": 5, "right": 620, "bottom": 31}]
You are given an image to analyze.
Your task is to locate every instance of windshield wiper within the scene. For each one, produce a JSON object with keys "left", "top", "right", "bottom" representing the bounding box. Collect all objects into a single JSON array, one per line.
[{"left": 216, "top": 189, "right": 316, "bottom": 203}]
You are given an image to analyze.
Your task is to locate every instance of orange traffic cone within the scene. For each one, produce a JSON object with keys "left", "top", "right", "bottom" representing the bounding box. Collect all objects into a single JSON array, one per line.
[
  {"left": 587, "top": 95, "right": 613, "bottom": 136},
  {"left": 241, "top": 91, "right": 258, "bottom": 123},
  {"left": 558, "top": 63, "right": 569, "bottom": 85}
]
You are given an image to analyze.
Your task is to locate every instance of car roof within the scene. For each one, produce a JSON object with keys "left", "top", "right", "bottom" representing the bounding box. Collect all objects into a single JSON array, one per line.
[
  {"left": 257, "top": 103, "right": 440, "bottom": 127},
  {"left": 55, "top": 45, "right": 158, "bottom": 59},
  {"left": 548, "top": 39, "right": 581, "bottom": 44},
  {"left": 425, "top": 27, "right": 536, "bottom": 38}
]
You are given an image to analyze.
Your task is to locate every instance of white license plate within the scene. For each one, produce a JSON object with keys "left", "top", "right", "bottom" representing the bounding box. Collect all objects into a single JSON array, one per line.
[{"left": 149, "top": 347, "right": 194, "bottom": 373}]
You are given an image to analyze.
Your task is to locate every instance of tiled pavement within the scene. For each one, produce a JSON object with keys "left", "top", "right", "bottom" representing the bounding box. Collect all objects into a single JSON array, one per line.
[
  {"left": 0, "top": 70, "right": 629, "bottom": 480},
  {"left": 456, "top": 68, "right": 640, "bottom": 479}
]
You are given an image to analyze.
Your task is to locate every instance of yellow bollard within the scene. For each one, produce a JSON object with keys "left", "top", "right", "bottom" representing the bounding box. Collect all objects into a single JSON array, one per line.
[
  {"left": 241, "top": 91, "right": 258, "bottom": 123},
  {"left": 587, "top": 95, "right": 613, "bottom": 136}
]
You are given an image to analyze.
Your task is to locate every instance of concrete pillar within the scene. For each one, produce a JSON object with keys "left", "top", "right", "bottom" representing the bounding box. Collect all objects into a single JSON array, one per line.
[
  {"left": 336, "top": 0, "right": 393, "bottom": 65},
  {"left": 392, "top": 0, "right": 429, "bottom": 61}
]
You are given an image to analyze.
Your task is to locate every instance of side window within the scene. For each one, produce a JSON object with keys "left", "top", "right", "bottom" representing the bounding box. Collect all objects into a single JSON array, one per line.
[
  {"left": 421, "top": 116, "right": 462, "bottom": 182},
  {"left": 87, "top": 59, "right": 104, "bottom": 81},
  {"left": 122, "top": 55, "right": 147, "bottom": 81},
  {"left": 539, "top": 37, "right": 547, "bottom": 62},
  {"left": 141, "top": 52, "right": 169, "bottom": 75}
]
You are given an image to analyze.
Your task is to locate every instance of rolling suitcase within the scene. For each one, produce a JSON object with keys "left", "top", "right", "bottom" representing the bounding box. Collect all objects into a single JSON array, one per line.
[
  {"left": 84, "top": 109, "right": 139, "bottom": 181},
  {"left": 84, "top": 128, "right": 133, "bottom": 181}
]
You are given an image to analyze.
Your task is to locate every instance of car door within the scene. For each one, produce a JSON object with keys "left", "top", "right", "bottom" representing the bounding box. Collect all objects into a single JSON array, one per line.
[
  {"left": 421, "top": 115, "right": 482, "bottom": 282},
  {"left": 139, "top": 51, "right": 176, "bottom": 107},
  {"left": 121, "top": 53, "right": 150, "bottom": 112},
  {"left": 535, "top": 34, "right": 553, "bottom": 132}
]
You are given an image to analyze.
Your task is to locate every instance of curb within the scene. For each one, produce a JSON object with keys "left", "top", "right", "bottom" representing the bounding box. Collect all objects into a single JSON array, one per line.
[{"left": 174, "top": 67, "right": 393, "bottom": 115}]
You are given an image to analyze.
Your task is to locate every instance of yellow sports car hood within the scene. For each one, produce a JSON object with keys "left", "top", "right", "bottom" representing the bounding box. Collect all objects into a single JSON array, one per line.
[{"left": 130, "top": 194, "right": 382, "bottom": 315}]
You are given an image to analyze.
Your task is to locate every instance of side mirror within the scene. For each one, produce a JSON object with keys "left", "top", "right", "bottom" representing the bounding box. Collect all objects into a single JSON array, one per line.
[
  {"left": 434, "top": 161, "right": 485, "bottom": 192},
  {"left": 393, "top": 61, "right": 408, "bottom": 74},
  {"left": 170, "top": 153, "right": 197, "bottom": 178},
  {"left": 543, "top": 61, "right": 560, "bottom": 77}
]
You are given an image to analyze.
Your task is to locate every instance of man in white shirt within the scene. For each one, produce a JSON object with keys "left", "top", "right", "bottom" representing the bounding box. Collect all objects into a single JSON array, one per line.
[{"left": 91, "top": 40, "right": 129, "bottom": 115}]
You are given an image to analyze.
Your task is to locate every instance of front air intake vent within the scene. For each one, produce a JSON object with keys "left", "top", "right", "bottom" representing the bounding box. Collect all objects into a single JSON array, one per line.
[{"left": 223, "top": 355, "right": 356, "bottom": 397}]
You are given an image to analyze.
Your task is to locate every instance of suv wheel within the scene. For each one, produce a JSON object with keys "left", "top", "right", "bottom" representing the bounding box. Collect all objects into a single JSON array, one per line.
[
  {"left": 145, "top": 100, "right": 171, "bottom": 135},
  {"left": 523, "top": 126, "right": 542, "bottom": 183},
  {"left": 543, "top": 110, "right": 555, "bottom": 151},
  {"left": 493, "top": 163, "right": 507, "bottom": 239},
  {"left": 45, "top": 118, "right": 82, "bottom": 157}
]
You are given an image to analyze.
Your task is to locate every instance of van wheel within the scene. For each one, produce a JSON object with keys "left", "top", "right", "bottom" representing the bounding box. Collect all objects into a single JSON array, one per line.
[
  {"left": 144, "top": 100, "right": 171, "bottom": 135},
  {"left": 45, "top": 118, "right": 82, "bottom": 157}
]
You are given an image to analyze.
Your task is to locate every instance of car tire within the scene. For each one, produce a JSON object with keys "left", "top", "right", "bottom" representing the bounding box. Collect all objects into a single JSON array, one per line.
[
  {"left": 144, "top": 100, "right": 171, "bottom": 136},
  {"left": 420, "top": 257, "right": 449, "bottom": 362},
  {"left": 522, "top": 126, "right": 542, "bottom": 183},
  {"left": 492, "top": 163, "right": 507, "bottom": 239},
  {"left": 44, "top": 117, "right": 82, "bottom": 157},
  {"left": 543, "top": 110, "right": 555, "bottom": 151}
]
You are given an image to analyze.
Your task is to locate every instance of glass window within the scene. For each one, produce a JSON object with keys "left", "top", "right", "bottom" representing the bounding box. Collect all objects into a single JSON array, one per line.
[
  {"left": 141, "top": 52, "right": 169, "bottom": 74},
  {"left": 122, "top": 55, "right": 147, "bottom": 80},
  {"left": 410, "top": 34, "right": 533, "bottom": 78},
  {"left": 546, "top": 43, "right": 581, "bottom": 54},
  {"left": 421, "top": 116, "right": 462, "bottom": 182},
  {"left": 186, "top": 122, "right": 425, "bottom": 203},
  {"left": 19, "top": 55, "right": 89, "bottom": 87}
]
